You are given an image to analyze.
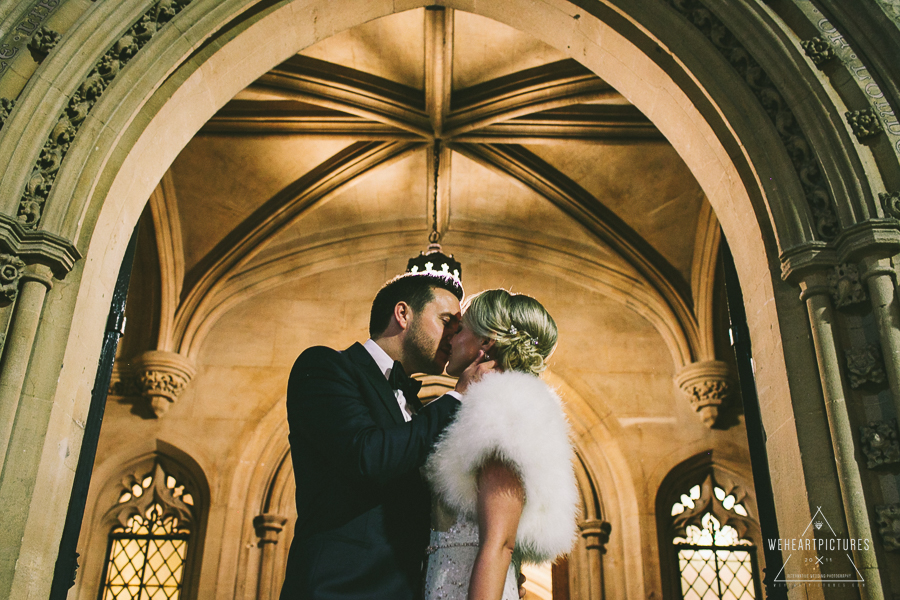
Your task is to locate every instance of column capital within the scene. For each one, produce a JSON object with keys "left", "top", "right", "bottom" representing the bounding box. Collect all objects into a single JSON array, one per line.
[
  {"left": 578, "top": 519, "right": 612, "bottom": 552},
  {"left": 0, "top": 213, "right": 81, "bottom": 279},
  {"left": 253, "top": 513, "right": 288, "bottom": 545}
]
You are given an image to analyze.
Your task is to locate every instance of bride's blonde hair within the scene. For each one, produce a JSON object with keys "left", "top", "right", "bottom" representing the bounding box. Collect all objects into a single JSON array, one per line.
[{"left": 462, "top": 289, "right": 558, "bottom": 375}]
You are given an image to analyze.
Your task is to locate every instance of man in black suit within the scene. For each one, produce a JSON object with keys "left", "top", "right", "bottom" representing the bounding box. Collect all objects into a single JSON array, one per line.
[{"left": 280, "top": 272, "right": 487, "bottom": 600}]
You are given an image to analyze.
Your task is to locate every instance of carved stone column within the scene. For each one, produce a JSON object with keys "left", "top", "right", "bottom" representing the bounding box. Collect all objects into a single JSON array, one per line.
[
  {"left": 859, "top": 255, "right": 900, "bottom": 422},
  {"left": 797, "top": 271, "right": 882, "bottom": 593},
  {"left": 0, "top": 264, "right": 52, "bottom": 469},
  {"left": 674, "top": 361, "right": 731, "bottom": 427},
  {"left": 579, "top": 519, "right": 611, "bottom": 600},
  {"left": 134, "top": 350, "right": 196, "bottom": 417},
  {"left": 254, "top": 513, "right": 288, "bottom": 600}
]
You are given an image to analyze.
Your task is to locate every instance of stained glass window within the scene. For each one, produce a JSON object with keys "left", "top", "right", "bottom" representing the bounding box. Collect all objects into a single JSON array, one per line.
[
  {"left": 99, "top": 464, "right": 195, "bottom": 600},
  {"left": 670, "top": 478, "right": 759, "bottom": 600}
]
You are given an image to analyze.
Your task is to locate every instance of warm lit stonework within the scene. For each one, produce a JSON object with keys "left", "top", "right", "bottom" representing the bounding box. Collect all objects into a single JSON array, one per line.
[{"left": 1, "top": 1, "right": 900, "bottom": 599}]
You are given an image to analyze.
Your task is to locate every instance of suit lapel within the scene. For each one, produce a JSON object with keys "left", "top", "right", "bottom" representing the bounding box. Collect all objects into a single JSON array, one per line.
[{"left": 344, "top": 342, "right": 405, "bottom": 424}]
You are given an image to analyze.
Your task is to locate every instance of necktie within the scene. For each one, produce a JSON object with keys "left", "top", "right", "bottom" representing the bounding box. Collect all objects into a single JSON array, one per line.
[{"left": 388, "top": 361, "right": 423, "bottom": 412}]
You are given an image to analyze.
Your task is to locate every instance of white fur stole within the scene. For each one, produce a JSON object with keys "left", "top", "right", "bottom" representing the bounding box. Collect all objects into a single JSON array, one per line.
[{"left": 424, "top": 371, "right": 578, "bottom": 563}]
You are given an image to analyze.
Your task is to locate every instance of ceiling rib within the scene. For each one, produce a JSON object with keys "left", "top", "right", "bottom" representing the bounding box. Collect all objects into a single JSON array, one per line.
[
  {"left": 174, "top": 141, "right": 425, "bottom": 356},
  {"left": 452, "top": 142, "right": 700, "bottom": 365},
  {"left": 425, "top": 6, "right": 453, "bottom": 137},
  {"left": 258, "top": 55, "right": 431, "bottom": 137}
]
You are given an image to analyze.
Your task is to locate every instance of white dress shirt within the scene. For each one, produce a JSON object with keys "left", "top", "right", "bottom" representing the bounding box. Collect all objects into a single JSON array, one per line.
[{"left": 362, "top": 339, "right": 461, "bottom": 422}]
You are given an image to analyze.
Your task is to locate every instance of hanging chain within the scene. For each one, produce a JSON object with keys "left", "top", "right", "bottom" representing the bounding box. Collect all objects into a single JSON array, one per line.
[{"left": 430, "top": 139, "right": 441, "bottom": 244}]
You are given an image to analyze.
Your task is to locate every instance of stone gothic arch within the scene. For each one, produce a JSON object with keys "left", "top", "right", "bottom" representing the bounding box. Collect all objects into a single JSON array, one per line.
[{"left": 0, "top": 1, "right": 898, "bottom": 598}]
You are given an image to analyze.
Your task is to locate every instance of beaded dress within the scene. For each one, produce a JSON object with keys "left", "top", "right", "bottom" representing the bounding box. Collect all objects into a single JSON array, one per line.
[
  {"left": 423, "top": 493, "right": 519, "bottom": 600},
  {"left": 422, "top": 371, "right": 579, "bottom": 600}
]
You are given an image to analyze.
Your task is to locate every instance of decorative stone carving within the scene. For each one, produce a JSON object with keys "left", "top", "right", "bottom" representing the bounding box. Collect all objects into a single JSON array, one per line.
[
  {"left": 827, "top": 263, "right": 866, "bottom": 308},
  {"left": 846, "top": 108, "right": 884, "bottom": 141},
  {"left": 860, "top": 420, "right": 900, "bottom": 469},
  {"left": 134, "top": 350, "right": 196, "bottom": 417},
  {"left": 800, "top": 37, "right": 836, "bottom": 66},
  {"left": 17, "top": 0, "right": 195, "bottom": 230},
  {"left": 0, "top": 97, "right": 14, "bottom": 131},
  {"left": 0, "top": 254, "right": 26, "bottom": 302},
  {"left": 664, "top": 0, "right": 838, "bottom": 241},
  {"left": 671, "top": 473, "right": 753, "bottom": 541},
  {"left": 880, "top": 192, "right": 900, "bottom": 219},
  {"left": 27, "top": 26, "right": 60, "bottom": 60},
  {"left": 846, "top": 344, "right": 887, "bottom": 389},
  {"left": 675, "top": 361, "right": 731, "bottom": 427},
  {"left": 875, "top": 504, "right": 900, "bottom": 551},
  {"left": 579, "top": 519, "right": 612, "bottom": 553},
  {"left": 108, "top": 461, "right": 194, "bottom": 529}
]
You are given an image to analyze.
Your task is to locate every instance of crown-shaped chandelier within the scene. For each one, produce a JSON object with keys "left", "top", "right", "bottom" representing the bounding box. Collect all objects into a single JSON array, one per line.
[{"left": 406, "top": 140, "right": 461, "bottom": 279}]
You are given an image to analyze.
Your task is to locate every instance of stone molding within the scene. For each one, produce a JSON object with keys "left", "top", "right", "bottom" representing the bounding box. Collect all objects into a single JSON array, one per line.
[
  {"left": 675, "top": 360, "right": 731, "bottom": 427},
  {"left": 860, "top": 419, "right": 900, "bottom": 469},
  {"left": 578, "top": 519, "right": 612, "bottom": 553},
  {"left": 253, "top": 514, "right": 288, "bottom": 546},
  {"left": 800, "top": 37, "right": 836, "bottom": 66},
  {"left": 846, "top": 108, "right": 884, "bottom": 142},
  {"left": 0, "top": 212, "right": 81, "bottom": 278},
  {"left": 875, "top": 504, "right": 900, "bottom": 551},
  {"left": 827, "top": 263, "right": 867, "bottom": 309},
  {"left": 133, "top": 350, "right": 196, "bottom": 418},
  {"left": 0, "top": 253, "right": 26, "bottom": 302},
  {"left": 845, "top": 343, "right": 887, "bottom": 389},
  {"left": 664, "top": 0, "right": 838, "bottom": 241},
  {"left": 17, "top": 0, "right": 194, "bottom": 230}
]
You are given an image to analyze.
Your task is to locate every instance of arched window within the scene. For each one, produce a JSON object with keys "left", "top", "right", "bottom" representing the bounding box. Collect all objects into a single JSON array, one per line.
[
  {"left": 667, "top": 474, "right": 760, "bottom": 600},
  {"left": 99, "top": 461, "right": 196, "bottom": 600}
]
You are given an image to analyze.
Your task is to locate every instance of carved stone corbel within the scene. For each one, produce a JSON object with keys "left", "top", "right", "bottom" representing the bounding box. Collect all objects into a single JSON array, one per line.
[
  {"left": 0, "top": 254, "right": 26, "bottom": 302},
  {"left": 846, "top": 108, "right": 884, "bottom": 142},
  {"left": 675, "top": 361, "right": 731, "bottom": 427},
  {"left": 0, "top": 97, "right": 14, "bottom": 131},
  {"left": 134, "top": 350, "right": 196, "bottom": 417},
  {"left": 875, "top": 504, "right": 900, "bottom": 551},
  {"left": 845, "top": 343, "right": 887, "bottom": 389},
  {"left": 860, "top": 419, "right": 900, "bottom": 469}
]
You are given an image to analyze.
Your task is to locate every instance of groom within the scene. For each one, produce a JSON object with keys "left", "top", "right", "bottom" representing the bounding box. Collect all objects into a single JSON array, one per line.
[{"left": 280, "top": 272, "right": 487, "bottom": 600}]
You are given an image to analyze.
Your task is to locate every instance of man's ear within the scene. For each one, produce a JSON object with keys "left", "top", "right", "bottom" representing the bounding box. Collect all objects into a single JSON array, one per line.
[{"left": 393, "top": 301, "right": 413, "bottom": 330}]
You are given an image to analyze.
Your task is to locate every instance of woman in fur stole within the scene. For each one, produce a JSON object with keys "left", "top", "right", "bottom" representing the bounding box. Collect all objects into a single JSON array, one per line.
[{"left": 423, "top": 289, "right": 578, "bottom": 600}]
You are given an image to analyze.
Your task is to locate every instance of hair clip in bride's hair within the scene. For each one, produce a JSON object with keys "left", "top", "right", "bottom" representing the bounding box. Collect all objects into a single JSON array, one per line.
[{"left": 508, "top": 325, "right": 517, "bottom": 335}]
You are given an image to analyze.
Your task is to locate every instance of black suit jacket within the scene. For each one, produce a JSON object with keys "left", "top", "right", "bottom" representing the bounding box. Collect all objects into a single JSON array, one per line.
[{"left": 280, "top": 342, "right": 460, "bottom": 600}]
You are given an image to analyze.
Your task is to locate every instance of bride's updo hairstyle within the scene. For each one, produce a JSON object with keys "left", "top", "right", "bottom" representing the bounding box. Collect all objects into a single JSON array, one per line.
[{"left": 463, "top": 289, "right": 558, "bottom": 375}]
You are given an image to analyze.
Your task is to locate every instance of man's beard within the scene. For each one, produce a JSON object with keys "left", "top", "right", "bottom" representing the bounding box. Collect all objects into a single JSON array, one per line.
[{"left": 404, "top": 317, "right": 443, "bottom": 375}]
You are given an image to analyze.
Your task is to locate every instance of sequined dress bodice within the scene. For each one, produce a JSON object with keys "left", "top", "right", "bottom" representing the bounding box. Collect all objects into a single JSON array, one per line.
[{"left": 423, "top": 501, "right": 518, "bottom": 600}]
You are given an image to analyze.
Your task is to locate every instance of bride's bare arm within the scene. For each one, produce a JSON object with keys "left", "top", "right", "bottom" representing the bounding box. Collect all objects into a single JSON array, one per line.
[{"left": 468, "top": 458, "right": 525, "bottom": 600}]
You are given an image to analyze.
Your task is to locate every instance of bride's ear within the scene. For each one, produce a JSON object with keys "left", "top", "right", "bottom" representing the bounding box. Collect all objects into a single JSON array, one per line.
[{"left": 482, "top": 339, "right": 496, "bottom": 353}]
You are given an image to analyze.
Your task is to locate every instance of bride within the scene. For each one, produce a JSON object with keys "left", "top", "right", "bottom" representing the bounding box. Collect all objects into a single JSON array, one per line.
[{"left": 423, "top": 289, "right": 578, "bottom": 600}]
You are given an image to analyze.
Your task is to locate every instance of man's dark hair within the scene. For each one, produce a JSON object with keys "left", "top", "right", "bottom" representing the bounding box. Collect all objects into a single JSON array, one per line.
[{"left": 369, "top": 272, "right": 464, "bottom": 337}]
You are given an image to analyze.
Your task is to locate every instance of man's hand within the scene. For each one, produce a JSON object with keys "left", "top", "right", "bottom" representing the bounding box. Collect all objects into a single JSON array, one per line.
[{"left": 454, "top": 350, "right": 499, "bottom": 394}]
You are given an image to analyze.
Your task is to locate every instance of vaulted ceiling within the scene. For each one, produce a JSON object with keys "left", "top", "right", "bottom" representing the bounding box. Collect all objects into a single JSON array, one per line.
[{"left": 122, "top": 7, "right": 723, "bottom": 376}]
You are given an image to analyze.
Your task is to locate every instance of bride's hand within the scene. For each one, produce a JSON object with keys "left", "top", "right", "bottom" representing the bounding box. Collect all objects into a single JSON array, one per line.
[{"left": 454, "top": 350, "right": 498, "bottom": 394}]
